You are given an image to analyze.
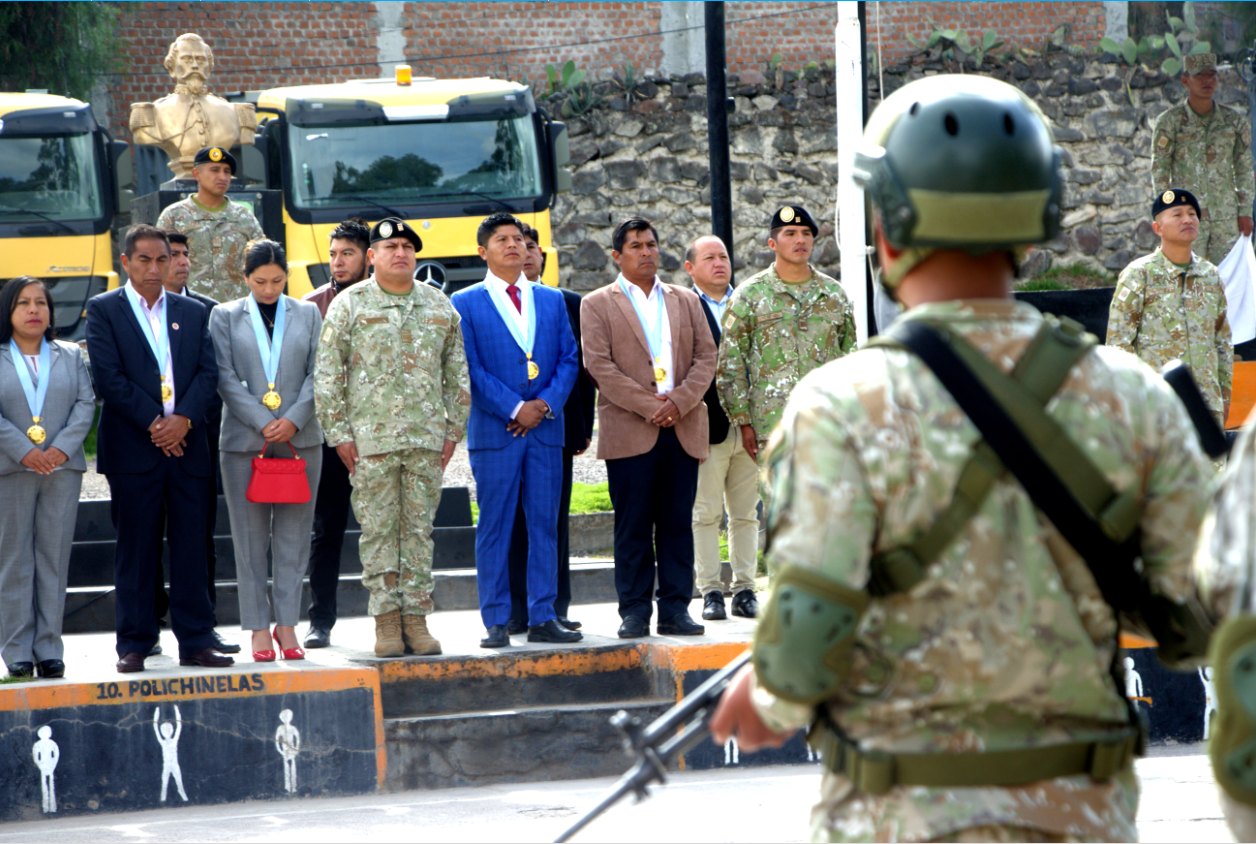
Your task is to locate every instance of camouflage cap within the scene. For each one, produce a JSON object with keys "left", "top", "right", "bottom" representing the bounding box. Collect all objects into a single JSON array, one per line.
[
  {"left": 369, "top": 217, "right": 423, "bottom": 252},
  {"left": 192, "top": 145, "right": 237, "bottom": 174},
  {"left": 1152, "top": 187, "right": 1201, "bottom": 219},
  {"left": 770, "top": 205, "right": 818, "bottom": 236},
  {"left": 1183, "top": 53, "right": 1217, "bottom": 75}
]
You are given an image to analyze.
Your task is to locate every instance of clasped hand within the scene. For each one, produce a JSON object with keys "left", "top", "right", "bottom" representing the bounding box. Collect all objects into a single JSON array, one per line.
[{"left": 150, "top": 414, "right": 190, "bottom": 457}]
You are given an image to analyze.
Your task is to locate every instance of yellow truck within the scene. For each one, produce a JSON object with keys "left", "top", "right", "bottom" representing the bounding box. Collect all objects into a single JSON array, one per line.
[
  {"left": 0, "top": 92, "right": 126, "bottom": 340},
  {"left": 234, "top": 70, "right": 570, "bottom": 297}
]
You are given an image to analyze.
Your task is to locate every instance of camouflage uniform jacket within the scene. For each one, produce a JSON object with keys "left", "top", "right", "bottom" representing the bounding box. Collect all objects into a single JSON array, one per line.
[
  {"left": 715, "top": 263, "right": 855, "bottom": 448},
  {"left": 1107, "top": 247, "right": 1232, "bottom": 419},
  {"left": 752, "top": 300, "right": 1218, "bottom": 842},
  {"left": 156, "top": 196, "right": 265, "bottom": 305},
  {"left": 1152, "top": 101, "right": 1254, "bottom": 227},
  {"left": 314, "top": 279, "right": 470, "bottom": 457}
]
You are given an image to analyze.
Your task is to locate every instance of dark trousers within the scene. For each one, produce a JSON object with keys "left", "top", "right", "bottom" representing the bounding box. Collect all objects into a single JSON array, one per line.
[
  {"left": 604, "top": 428, "right": 699, "bottom": 623},
  {"left": 306, "top": 442, "right": 353, "bottom": 630},
  {"left": 155, "top": 433, "right": 220, "bottom": 622},
  {"left": 508, "top": 447, "right": 576, "bottom": 624},
  {"left": 109, "top": 461, "right": 216, "bottom": 658}
]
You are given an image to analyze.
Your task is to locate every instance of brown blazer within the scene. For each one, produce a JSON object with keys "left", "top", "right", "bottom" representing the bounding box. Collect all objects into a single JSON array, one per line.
[{"left": 581, "top": 279, "right": 716, "bottom": 461}]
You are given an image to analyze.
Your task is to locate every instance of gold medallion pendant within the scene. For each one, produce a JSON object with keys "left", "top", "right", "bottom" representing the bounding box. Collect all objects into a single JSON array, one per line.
[
  {"left": 26, "top": 418, "right": 46, "bottom": 445},
  {"left": 262, "top": 385, "right": 283, "bottom": 411},
  {"left": 653, "top": 366, "right": 667, "bottom": 382},
  {"left": 527, "top": 359, "right": 540, "bottom": 380},
  {"left": 161, "top": 383, "right": 173, "bottom": 403}
]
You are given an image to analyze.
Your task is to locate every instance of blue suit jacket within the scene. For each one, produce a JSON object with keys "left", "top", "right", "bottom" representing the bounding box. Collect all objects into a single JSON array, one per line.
[
  {"left": 451, "top": 281, "right": 578, "bottom": 450},
  {"left": 85, "top": 286, "right": 219, "bottom": 476}
]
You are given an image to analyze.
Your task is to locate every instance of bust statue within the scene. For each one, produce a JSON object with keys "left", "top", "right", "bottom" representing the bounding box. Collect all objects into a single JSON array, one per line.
[{"left": 129, "top": 33, "right": 257, "bottom": 180}]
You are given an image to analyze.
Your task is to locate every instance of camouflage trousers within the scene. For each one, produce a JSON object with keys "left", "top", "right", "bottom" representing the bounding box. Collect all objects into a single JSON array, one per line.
[{"left": 350, "top": 447, "right": 443, "bottom": 617}]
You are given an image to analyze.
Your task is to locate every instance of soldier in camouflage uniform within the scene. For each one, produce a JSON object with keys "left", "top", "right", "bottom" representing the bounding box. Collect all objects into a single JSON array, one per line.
[
  {"left": 314, "top": 217, "right": 470, "bottom": 658},
  {"left": 715, "top": 205, "right": 855, "bottom": 466},
  {"left": 712, "top": 75, "right": 1225, "bottom": 842},
  {"left": 156, "top": 146, "right": 265, "bottom": 305},
  {"left": 1108, "top": 188, "right": 1232, "bottom": 428},
  {"left": 1151, "top": 53, "right": 1255, "bottom": 265}
]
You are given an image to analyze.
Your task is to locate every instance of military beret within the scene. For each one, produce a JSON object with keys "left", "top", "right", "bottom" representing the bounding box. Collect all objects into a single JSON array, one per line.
[
  {"left": 770, "top": 205, "right": 818, "bottom": 236},
  {"left": 192, "top": 145, "right": 237, "bottom": 174},
  {"left": 369, "top": 217, "right": 423, "bottom": 252},
  {"left": 1183, "top": 53, "right": 1217, "bottom": 75},
  {"left": 1152, "top": 188, "right": 1201, "bottom": 219}
]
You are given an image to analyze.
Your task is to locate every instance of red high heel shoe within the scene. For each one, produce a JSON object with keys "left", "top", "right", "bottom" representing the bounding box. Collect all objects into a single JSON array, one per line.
[
  {"left": 252, "top": 632, "right": 276, "bottom": 662},
  {"left": 273, "top": 627, "right": 305, "bottom": 661}
]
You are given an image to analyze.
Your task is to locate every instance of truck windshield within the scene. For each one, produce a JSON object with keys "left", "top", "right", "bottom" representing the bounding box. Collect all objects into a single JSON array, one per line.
[
  {"left": 288, "top": 115, "right": 543, "bottom": 211},
  {"left": 0, "top": 133, "right": 104, "bottom": 222}
]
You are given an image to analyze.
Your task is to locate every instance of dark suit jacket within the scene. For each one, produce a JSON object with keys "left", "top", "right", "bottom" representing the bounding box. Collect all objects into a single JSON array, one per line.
[
  {"left": 85, "top": 286, "right": 219, "bottom": 476},
  {"left": 560, "top": 288, "right": 596, "bottom": 452},
  {"left": 697, "top": 296, "right": 732, "bottom": 444}
]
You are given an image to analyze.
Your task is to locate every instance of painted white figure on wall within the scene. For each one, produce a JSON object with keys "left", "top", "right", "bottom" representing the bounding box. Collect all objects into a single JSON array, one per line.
[
  {"left": 154, "top": 705, "right": 188, "bottom": 802},
  {"left": 275, "top": 709, "right": 300, "bottom": 794},
  {"left": 722, "top": 735, "right": 739, "bottom": 766},
  {"left": 1123, "top": 656, "right": 1151, "bottom": 710},
  {"left": 1201, "top": 666, "right": 1217, "bottom": 740},
  {"left": 32, "top": 725, "right": 59, "bottom": 814}
]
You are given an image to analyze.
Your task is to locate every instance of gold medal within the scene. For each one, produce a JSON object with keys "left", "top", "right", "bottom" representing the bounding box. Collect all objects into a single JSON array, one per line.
[
  {"left": 653, "top": 366, "right": 667, "bottom": 382},
  {"left": 161, "top": 382, "right": 173, "bottom": 403},
  {"left": 527, "top": 359, "right": 539, "bottom": 380},
  {"left": 27, "top": 416, "right": 45, "bottom": 445},
  {"left": 262, "top": 384, "right": 283, "bottom": 411}
]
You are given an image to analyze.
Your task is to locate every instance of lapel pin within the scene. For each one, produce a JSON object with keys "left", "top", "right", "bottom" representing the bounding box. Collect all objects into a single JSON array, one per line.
[{"left": 171, "top": 322, "right": 180, "bottom": 331}]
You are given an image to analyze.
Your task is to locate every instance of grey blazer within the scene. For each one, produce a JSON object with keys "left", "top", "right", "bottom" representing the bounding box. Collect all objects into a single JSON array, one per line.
[
  {"left": 209, "top": 296, "right": 323, "bottom": 453},
  {"left": 0, "top": 340, "right": 95, "bottom": 475}
]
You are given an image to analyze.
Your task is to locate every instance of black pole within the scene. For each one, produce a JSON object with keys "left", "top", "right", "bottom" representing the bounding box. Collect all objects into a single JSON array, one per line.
[{"left": 705, "top": 2, "right": 733, "bottom": 265}]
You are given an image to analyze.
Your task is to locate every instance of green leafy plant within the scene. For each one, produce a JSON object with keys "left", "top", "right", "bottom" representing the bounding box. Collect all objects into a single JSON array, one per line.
[
  {"left": 907, "top": 25, "right": 1004, "bottom": 67},
  {"left": 542, "top": 60, "right": 602, "bottom": 117},
  {"left": 0, "top": 3, "right": 121, "bottom": 100},
  {"left": 1099, "top": 1, "right": 1210, "bottom": 76}
]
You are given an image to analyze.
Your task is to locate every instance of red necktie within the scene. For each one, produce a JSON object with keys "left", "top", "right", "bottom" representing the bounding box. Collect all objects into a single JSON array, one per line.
[{"left": 506, "top": 284, "right": 522, "bottom": 313}]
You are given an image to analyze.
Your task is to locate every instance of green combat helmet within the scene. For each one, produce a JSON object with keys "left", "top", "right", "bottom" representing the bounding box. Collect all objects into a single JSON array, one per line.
[{"left": 852, "top": 74, "right": 1063, "bottom": 288}]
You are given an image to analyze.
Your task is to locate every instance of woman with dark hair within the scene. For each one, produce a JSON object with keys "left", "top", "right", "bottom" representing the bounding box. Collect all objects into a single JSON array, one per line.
[
  {"left": 0, "top": 276, "right": 95, "bottom": 679},
  {"left": 209, "top": 240, "right": 323, "bottom": 661}
]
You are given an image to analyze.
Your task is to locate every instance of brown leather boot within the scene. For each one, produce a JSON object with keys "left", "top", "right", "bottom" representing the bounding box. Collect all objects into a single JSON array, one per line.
[
  {"left": 374, "top": 609, "right": 404, "bottom": 657},
  {"left": 402, "top": 614, "right": 442, "bottom": 656}
]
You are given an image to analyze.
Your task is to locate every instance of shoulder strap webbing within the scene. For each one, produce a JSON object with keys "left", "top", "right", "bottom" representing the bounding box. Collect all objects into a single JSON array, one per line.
[{"left": 865, "top": 316, "right": 1096, "bottom": 596}]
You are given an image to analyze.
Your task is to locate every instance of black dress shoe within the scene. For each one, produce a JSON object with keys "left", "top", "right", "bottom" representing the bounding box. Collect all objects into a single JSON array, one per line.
[
  {"left": 702, "top": 590, "right": 727, "bottom": 621},
  {"left": 480, "top": 625, "right": 510, "bottom": 648},
  {"left": 528, "top": 618, "right": 583, "bottom": 644},
  {"left": 147, "top": 642, "right": 163, "bottom": 657},
  {"left": 6, "top": 662, "right": 33, "bottom": 678},
  {"left": 731, "top": 589, "right": 759, "bottom": 619},
  {"left": 36, "top": 659, "right": 65, "bottom": 679},
  {"left": 556, "top": 616, "right": 582, "bottom": 631},
  {"left": 116, "top": 652, "right": 146, "bottom": 674},
  {"left": 303, "top": 626, "right": 332, "bottom": 649},
  {"left": 211, "top": 631, "right": 242, "bottom": 654},
  {"left": 657, "top": 613, "right": 705, "bottom": 636},
  {"left": 505, "top": 619, "right": 528, "bottom": 636},
  {"left": 618, "top": 615, "right": 649, "bottom": 639},
  {"left": 180, "top": 648, "right": 235, "bottom": 667}
]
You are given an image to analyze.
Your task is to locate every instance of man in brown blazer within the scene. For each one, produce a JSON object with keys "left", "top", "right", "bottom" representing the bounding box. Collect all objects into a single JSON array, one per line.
[{"left": 581, "top": 218, "right": 717, "bottom": 638}]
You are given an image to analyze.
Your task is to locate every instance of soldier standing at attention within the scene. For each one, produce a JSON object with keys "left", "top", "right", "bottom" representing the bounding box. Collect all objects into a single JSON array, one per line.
[
  {"left": 712, "top": 75, "right": 1224, "bottom": 842},
  {"left": 1151, "top": 53, "right": 1255, "bottom": 265},
  {"left": 1107, "top": 188, "right": 1232, "bottom": 428},
  {"left": 314, "top": 217, "right": 470, "bottom": 657},
  {"left": 156, "top": 145, "right": 264, "bottom": 305},
  {"left": 715, "top": 205, "right": 855, "bottom": 470}
]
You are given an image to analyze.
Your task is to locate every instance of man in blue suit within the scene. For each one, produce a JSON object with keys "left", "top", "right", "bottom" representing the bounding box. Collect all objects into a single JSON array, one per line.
[
  {"left": 451, "top": 213, "right": 581, "bottom": 648},
  {"left": 86, "top": 224, "right": 232, "bottom": 673}
]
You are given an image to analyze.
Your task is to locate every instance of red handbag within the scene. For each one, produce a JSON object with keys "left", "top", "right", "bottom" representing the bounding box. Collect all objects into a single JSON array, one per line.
[{"left": 245, "top": 443, "right": 311, "bottom": 504}]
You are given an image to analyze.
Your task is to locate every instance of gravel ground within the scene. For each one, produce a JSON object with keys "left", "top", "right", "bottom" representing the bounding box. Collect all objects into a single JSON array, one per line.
[{"left": 80, "top": 431, "right": 608, "bottom": 501}]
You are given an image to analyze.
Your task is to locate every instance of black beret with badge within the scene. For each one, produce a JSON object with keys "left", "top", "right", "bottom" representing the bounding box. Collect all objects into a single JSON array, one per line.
[
  {"left": 192, "top": 145, "right": 237, "bottom": 174},
  {"left": 369, "top": 216, "right": 423, "bottom": 252},
  {"left": 1152, "top": 188, "right": 1201, "bottom": 219},
  {"left": 770, "top": 205, "right": 818, "bottom": 236}
]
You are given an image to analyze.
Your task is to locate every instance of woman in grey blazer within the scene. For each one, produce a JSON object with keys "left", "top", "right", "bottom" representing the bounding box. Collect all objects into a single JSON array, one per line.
[
  {"left": 0, "top": 277, "right": 95, "bottom": 679},
  {"left": 210, "top": 241, "right": 323, "bottom": 662}
]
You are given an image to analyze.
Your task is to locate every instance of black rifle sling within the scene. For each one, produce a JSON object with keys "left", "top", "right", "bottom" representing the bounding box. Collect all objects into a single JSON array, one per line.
[{"left": 884, "top": 318, "right": 1145, "bottom": 614}]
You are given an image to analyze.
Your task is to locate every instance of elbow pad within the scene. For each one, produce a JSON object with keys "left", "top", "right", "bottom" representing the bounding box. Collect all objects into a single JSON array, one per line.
[
  {"left": 1209, "top": 615, "right": 1256, "bottom": 806},
  {"left": 752, "top": 567, "right": 870, "bottom": 705}
]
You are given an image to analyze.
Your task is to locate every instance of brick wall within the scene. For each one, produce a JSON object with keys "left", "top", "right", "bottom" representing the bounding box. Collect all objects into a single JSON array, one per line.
[{"left": 97, "top": 2, "right": 1112, "bottom": 139}]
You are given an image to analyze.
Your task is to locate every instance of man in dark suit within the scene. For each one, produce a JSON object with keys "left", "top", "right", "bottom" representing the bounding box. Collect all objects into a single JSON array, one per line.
[
  {"left": 451, "top": 213, "right": 580, "bottom": 648},
  {"left": 506, "top": 225, "right": 595, "bottom": 634},
  {"left": 684, "top": 235, "right": 760, "bottom": 622},
  {"left": 581, "top": 217, "right": 717, "bottom": 639},
  {"left": 152, "top": 230, "right": 238, "bottom": 654},
  {"left": 86, "top": 224, "right": 233, "bottom": 673}
]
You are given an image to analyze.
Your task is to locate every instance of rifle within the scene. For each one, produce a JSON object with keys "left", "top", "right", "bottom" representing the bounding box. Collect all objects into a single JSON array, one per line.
[{"left": 555, "top": 650, "right": 751, "bottom": 843}]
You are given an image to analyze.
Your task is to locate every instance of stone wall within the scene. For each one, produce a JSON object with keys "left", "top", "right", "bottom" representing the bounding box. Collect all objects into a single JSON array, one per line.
[{"left": 550, "top": 52, "right": 1252, "bottom": 290}]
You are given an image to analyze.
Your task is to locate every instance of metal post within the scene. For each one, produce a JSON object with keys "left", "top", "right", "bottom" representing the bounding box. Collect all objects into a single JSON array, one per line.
[{"left": 705, "top": 2, "right": 733, "bottom": 263}]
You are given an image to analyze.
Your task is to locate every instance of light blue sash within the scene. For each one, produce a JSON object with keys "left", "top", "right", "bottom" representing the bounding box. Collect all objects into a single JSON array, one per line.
[
  {"left": 124, "top": 285, "right": 170, "bottom": 376},
  {"left": 247, "top": 294, "right": 287, "bottom": 389},
  {"left": 8, "top": 338, "right": 50, "bottom": 424},
  {"left": 489, "top": 279, "right": 537, "bottom": 359}
]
